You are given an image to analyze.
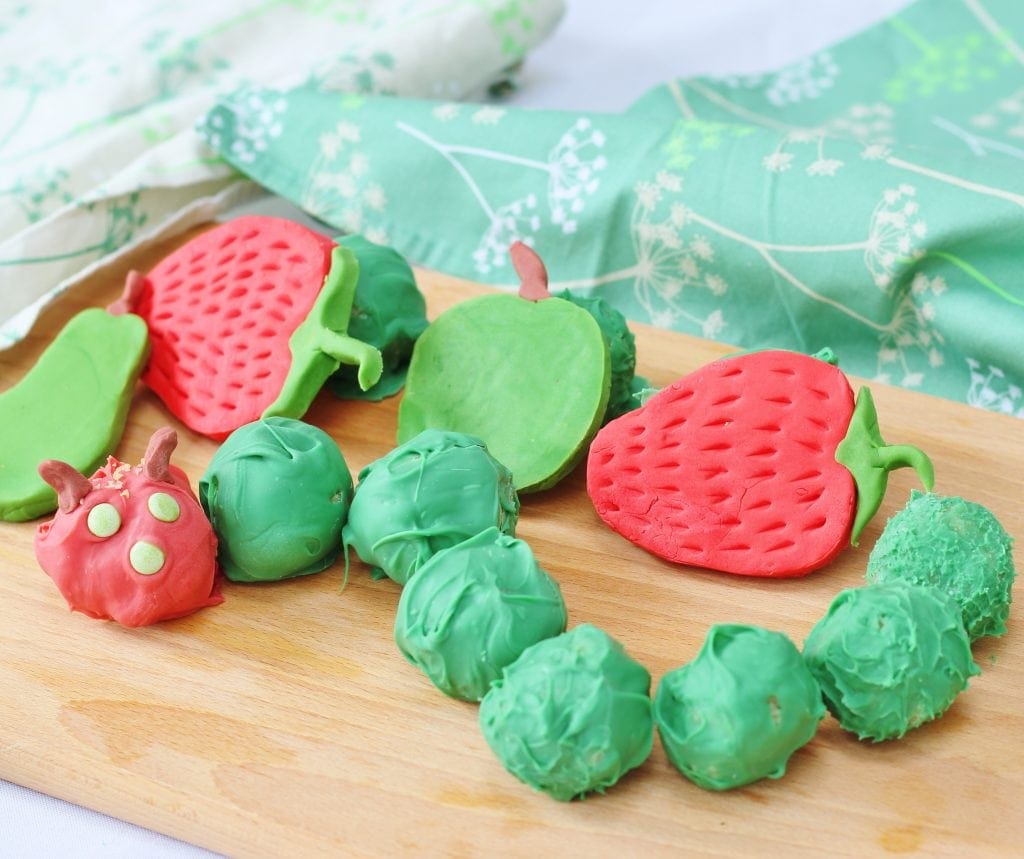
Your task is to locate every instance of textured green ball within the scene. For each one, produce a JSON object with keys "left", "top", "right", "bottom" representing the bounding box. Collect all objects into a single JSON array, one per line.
[
  {"left": 199, "top": 418, "right": 353, "bottom": 582},
  {"left": 867, "top": 491, "right": 1016, "bottom": 640},
  {"left": 479, "top": 624, "right": 653, "bottom": 801},
  {"left": 328, "top": 234, "right": 427, "bottom": 401},
  {"left": 342, "top": 430, "right": 519, "bottom": 585},
  {"left": 557, "top": 290, "right": 645, "bottom": 422},
  {"left": 803, "top": 583, "right": 979, "bottom": 742},
  {"left": 394, "top": 527, "right": 567, "bottom": 701},
  {"left": 655, "top": 624, "right": 825, "bottom": 791}
]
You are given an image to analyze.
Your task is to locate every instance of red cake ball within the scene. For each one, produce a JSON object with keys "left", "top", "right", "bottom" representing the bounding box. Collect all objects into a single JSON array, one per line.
[{"left": 34, "top": 427, "right": 222, "bottom": 628}]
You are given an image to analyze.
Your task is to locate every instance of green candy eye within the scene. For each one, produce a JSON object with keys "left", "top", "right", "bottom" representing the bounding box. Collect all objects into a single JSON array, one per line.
[
  {"left": 87, "top": 503, "right": 121, "bottom": 538},
  {"left": 129, "top": 541, "right": 165, "bottom": 575},
  {"left": 147, "top": 492, "right": 180, "bottom": 523}
]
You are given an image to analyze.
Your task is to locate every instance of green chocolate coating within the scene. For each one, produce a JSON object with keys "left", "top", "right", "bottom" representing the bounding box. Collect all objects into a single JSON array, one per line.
[
  {"left": 342, "top": 429, "right": 519, "bottom": 585},
  {"left": 866, "top": 491, "right": 1016, "bottom": 640},
  {"left": 0, "top": 308, "right": 149, "bottom": 522},
  {"left": 803, "top": 583, "right": 979, "bottom": 742},
  {"left": 654, "top": 624, "right": 825, "bottom": 791},
  {"left": 397, "top": 292, "right": 610, "bottom": 492},
  {"left": 479, "top": 624, "right": 653, "bottom": 801},
  {"left": 557, "top": 290, "right": 644, "bottom": 422},
  {"left": 329, "top": 234, "right": 428, "bottom": 401},
  {"left": 199, "top": 417, "right": 353, "bottom": 582},
  {"left": 394, "top": 527, "right": 567, "bottom": 701}
]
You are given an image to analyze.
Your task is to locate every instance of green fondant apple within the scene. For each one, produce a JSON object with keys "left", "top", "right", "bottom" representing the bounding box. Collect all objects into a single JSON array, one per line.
[{"left": 397, "top": 243, "right": 610, "bottom": 492}]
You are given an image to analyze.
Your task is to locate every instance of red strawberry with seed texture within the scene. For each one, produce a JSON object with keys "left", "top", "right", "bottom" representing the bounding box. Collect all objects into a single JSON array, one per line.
[
  {"left": 117, "top": 216, "right": 382, "bottom": 440},
  {"left": 586, "top": 349, "right": 934, "bottom": 577}
]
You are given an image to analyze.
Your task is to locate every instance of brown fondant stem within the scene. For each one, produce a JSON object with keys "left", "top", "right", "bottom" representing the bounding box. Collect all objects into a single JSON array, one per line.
[
  {"left": 107, "top": 270, "right": 147, "bottom": 316},
  {"left": 510, "top": 241, "right": 551, "bottom": 302},
  {"left": 38, "top": 460, "right": 92, "bottom": 512},
  {"left": 142, "top": 427, "right": 178, "bottom": 482}
]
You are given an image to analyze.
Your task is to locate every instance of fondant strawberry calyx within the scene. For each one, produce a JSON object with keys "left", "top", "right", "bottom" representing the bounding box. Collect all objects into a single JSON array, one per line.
[
  {"left": 835, "top": 386, "right": 935, "bottom": 546},
  {"left": 264, "top": 244, "right": 384, "bottom": 418}
]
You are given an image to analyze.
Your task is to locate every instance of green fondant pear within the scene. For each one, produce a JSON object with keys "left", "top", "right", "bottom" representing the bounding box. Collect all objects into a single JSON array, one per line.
[
  {"left": 0, "top": 301, "right": 149, "bottom": 522},
  {"left": 397, "top": 243, "right": 611, "bottom": 492}
]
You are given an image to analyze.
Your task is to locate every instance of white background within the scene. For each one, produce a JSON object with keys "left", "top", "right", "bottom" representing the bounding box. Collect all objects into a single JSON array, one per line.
[{"left": 2, "top": 1, "right": 910, "bottom": 855}]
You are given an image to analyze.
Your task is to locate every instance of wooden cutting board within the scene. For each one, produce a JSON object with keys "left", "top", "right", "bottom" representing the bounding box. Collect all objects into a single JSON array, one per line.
[{"left": 1, "top": 228, "right": 1021, "bottom": 858}]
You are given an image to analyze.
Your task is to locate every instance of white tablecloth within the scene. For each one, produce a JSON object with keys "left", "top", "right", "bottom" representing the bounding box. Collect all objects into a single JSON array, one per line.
[{"left": 2, "top": 1, "right": 910, "bottom": 854}]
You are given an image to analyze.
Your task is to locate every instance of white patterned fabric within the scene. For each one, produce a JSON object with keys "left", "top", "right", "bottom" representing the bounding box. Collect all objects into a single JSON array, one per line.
[{"left": 0, "top": 0, "right": 564, "bottom": 341}]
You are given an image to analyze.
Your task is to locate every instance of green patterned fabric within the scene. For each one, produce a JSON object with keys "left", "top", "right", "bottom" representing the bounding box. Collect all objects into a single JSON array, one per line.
[
  {"left": 199, "top": 0, "right": 1024, "bottom": 418},
  {"left": 0, "top": 0, "right": 564, "bottom": 343}
]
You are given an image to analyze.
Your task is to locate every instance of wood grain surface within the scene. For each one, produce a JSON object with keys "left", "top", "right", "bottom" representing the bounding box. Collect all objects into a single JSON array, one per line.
[{"left": 1, "top": 228, "right": 1022, "bottom": 858}]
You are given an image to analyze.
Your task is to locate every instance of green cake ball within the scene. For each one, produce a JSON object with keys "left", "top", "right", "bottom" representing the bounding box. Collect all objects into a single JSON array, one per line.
[
  {"left": 803, "top": 583, "right": 979, "bottom": 742},
  {"left": 654, "top": 624, "right": 825, "bottom": 791},
  {"left": 866, "top": 491, "right": 1016, "bottom": 641},
  {"left": 394, "top": 527, "right": 567, "bottom": 701},
  {"left": 479, "top": 624, "right": 653, "bottom": 801},
  {"left": 342, "top": 429, "right": 519, "bottom": 585},
  {"left": 328, "top": 234, "right": 428, "bottom": 401},
  {"left": 199, "top": 417, "right": 353, "bottom": 582},
  {"left": 557, "top": 290, "right": 647, "bottom": 422}
]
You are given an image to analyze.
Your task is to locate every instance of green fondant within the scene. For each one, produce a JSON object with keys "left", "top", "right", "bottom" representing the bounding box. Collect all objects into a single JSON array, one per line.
[
  {"left": 87, "top": 502, "right": 121, "bottom": 538},
  {"left": 0, "top": 308, "right": 149, "bottom": 522},
  {"left": 199, "top": 417, "right": 353, "bottom": 583},
  {"left": 342, "top": 429, "right": 519, "bottom": 585},
  {"left": 654, "top": 624, "right": 825, "bottom": 791},
  {"left": 129, "top": 540, "right": 165, "bottom": 575},
  {"left": 834, "top": 386, "right": 935, "bottom": 545},
  {"left": 147, "top": 491, "right": 180, "bottom": 523},
  {"left": 397, "top": 292, "right": 611, "bottom": 492},
  {"left": 811, "top": 347, "right": 838, "bottom": 365},
  {"left": 558, "top": 290, "right": 641, "bottom": 422},
  {"left": 328, "top": 234, "right": 428, "bottom": 402},
  {"left": 867, "top": 491, "right": 1016, "bottom": 640},
  {"left": 478, "top": 624, "right": 654, "bottom": 802},
  {"left": 262, "top": 244, "right": 383, "bottom": 420},
  {"left": 803, "top": 583, "right": 979, "bottom": 742},
  {"left": 394, "top": 527, "right": 567, "bottom": 702},
  {"left": 634, "top": 382, "right": 660, "bottom": 407}
]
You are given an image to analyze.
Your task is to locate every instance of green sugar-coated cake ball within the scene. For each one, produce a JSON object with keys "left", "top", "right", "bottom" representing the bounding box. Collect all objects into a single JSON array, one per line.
[
  {"left": 342, "top": 429, "right": 519, "bottom": 585},
  {"left": 394, "top": 527, "right": 567, "bottom": 701},
  {"left": 329, "top": 234, "right": 428, "bottom": 402},
  {"left": 557, "top": 290, "right": 647, "bottom": 422},
  {"left": 654, "top": 624, "right": 825, "bottom": 791},
  {"left": 199, "top": 418, "right": 353, "bottom": 582},
  {"left": 866, "top": 491, "right": 1016, "bottom": 641},
  {"left": 803, "top": 583, "right": 979, "bottom": 742},
  {"left": 479, "top": 624, "right": 653, "bottom": 801}
]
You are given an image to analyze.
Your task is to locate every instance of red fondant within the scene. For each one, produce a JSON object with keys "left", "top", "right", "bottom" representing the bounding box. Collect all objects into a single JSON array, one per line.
[
  {"left": 586, "top": 350, "right": 857, "bottom": 577},
  {"left": 130, "top": 216, "right": 337, "bottom": 440},
  {"left": 35, "top": 429, "right": 222, "bottom": 627}
]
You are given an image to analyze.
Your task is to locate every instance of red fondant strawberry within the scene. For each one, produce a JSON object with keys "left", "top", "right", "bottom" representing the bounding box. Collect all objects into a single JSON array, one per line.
[
  {"left": 586, "top": 349, "right": 933, "bottom": 577},
  {"left": 116, "top": 216, "right": 382, "bottom": 440}
]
